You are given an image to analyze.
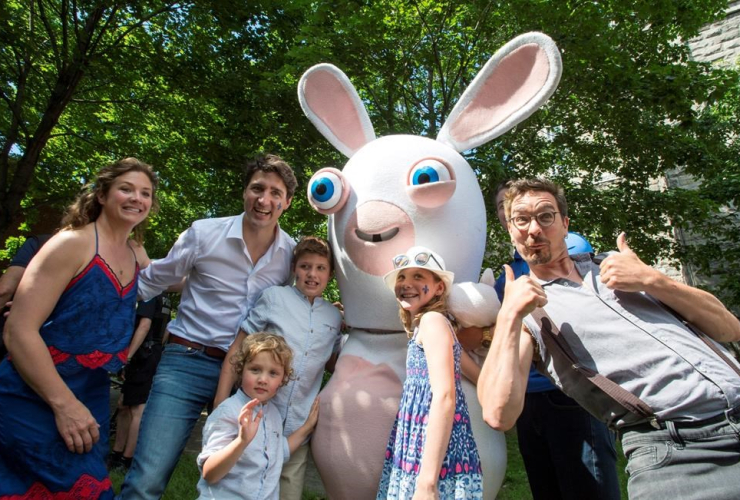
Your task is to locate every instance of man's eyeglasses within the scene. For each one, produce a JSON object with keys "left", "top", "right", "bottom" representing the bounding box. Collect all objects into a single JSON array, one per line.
[
  {"left": 393, "top": 251, "right": 444, "bottom": 271},
  {"left": 508, "top": 211, "right": 560, "bottom": 230}
]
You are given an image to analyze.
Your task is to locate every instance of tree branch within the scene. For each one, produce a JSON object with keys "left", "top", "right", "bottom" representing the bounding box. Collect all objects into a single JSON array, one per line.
[
  {"left": 96, "top": 3, "right": 187, "bottom": 58},
  {"left": 36, "top": 0, "right": 62, "bottom": 70}
]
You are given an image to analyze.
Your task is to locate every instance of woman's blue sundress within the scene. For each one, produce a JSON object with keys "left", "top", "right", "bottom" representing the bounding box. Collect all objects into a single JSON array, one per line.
[
  {"left": 377, "top": 319, "right": 483, "bottom": 499},
  {"left": 0, "top": 226, "right": 137, "bottom": 499}
]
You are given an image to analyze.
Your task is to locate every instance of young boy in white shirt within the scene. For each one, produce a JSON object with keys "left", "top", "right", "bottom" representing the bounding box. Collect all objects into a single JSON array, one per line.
[{"left": 198, "top": 333, "right": 318, "bottom": 500}]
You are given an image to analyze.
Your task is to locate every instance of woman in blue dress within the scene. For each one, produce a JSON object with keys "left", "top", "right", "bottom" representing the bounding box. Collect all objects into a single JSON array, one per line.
[
  {"left": 377, "top": 246, "right": 483, "bottom": 500},
  {"left": 0, "top": 158, "right": 157, "bottom": 499}
]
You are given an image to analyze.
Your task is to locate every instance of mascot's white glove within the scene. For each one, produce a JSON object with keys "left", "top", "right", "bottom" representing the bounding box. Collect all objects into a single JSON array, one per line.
[{"left": 448, "top": 268, "right": 500, "bottom": 328}]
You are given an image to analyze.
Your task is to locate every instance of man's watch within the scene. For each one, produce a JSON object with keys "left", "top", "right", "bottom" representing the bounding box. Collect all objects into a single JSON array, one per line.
[{"left": 481, "top": 327, "right": 492, "bottom": 348}]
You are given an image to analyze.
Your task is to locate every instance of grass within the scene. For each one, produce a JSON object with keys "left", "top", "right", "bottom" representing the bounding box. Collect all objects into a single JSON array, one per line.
[
  {"left": 110, "top": 430, "right": 629, "bottom": 499},
  {"left": 110, "top": 456, "right": 200, "bottom": 499}
]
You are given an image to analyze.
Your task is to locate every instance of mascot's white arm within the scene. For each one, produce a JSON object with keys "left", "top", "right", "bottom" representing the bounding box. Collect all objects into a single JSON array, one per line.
[
  {"left": 298, "top": 32, "right": 562, "bottom": 500},
  {"left": 449, "top": 269, "right": 500, "bottom": 329}
]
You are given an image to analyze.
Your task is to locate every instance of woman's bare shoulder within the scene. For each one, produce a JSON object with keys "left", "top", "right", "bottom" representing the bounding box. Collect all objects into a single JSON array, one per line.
[{"left": 129, "top": 240, "right": 150, "bottom": 267}]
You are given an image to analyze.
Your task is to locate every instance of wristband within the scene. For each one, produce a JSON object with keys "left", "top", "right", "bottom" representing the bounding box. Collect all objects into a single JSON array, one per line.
[{"left": 481, "top": 327, "right": 492, "bottom": 348}]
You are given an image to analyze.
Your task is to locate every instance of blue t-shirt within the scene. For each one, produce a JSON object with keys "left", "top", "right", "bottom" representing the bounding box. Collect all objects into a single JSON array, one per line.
[{"left": 494, "top": 251, "right": 555, "bottom": 393}]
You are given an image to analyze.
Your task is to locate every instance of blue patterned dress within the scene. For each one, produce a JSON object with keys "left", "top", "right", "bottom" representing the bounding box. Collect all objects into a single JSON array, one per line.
[
  {"left": 0, "top": 227, "right": 137, "bottom": 499},
  {"left": 377, "top": 319, "right": 483, "bottom": 499}
]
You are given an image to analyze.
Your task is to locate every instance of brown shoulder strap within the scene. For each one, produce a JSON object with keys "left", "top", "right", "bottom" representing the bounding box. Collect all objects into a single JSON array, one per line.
[
  {"left": 530, "top": 308, "right": 659, "bottom": 426},
  {"left": 660, "top": 305, "right": 740, "bottom": 378}
]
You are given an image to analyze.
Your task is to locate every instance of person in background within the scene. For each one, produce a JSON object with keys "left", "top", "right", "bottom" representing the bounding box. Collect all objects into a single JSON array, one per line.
[
  {"left": 109, "top": 293, "right": 172, "bottom": 471},
  {"left": 0, "top": 234, "right": 52, "bottom": 359},
  {"left": 197, "top": 333, "right": 319, "bottom": 500},
  {"left": 0, "top": 158, "right": 156, "bottom": 499},
  {"left": 492, "top": 180, "right": 620, "bottom": 500},
  {"left": 215, "top": 236, "right": 342, "bottom": 500}
]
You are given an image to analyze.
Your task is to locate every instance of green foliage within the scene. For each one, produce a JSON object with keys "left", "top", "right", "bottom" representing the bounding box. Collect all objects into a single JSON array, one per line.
[
  {"left": 0, "top": 236, "right": 24, "bottom": 262},
  {"left": 2, "top": 0, "right": 740, "bottom": 308}
]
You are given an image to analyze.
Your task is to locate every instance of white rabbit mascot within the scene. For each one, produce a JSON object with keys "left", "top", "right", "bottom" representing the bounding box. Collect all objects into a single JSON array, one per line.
[{"left": 298, "top": 32, "right": 562, "bottom": 499}]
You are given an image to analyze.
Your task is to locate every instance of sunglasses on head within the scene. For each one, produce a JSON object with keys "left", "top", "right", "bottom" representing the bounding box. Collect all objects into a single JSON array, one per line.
[{"left": 392, "top": 251, "right": 444, "bottom": 271}]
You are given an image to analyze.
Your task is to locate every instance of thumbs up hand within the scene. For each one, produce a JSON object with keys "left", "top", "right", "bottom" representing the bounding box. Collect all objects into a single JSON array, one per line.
[
  {"left": 600, "top": 232, "right": 658, "bottom": 292},
  {"left": 501, "top": 264, "right": 548, "bottom": 318}
]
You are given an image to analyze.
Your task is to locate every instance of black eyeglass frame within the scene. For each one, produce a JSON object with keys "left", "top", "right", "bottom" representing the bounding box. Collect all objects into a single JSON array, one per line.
[{"left": 508, "top": 211, "right": 561, "bottom": 230}]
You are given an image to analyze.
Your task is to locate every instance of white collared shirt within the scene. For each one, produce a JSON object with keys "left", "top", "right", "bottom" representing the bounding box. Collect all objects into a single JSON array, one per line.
[
  {"left": 138, "top": 213, "right": 295, "bottom": 350},
  {"left": 197, "top": 389, "right": 289, "bottom": 500}
]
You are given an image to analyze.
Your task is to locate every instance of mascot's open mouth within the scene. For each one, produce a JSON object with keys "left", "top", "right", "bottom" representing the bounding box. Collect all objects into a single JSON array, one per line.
[{"left": 355, "top": 227, "right": 399, "bottom": 243}]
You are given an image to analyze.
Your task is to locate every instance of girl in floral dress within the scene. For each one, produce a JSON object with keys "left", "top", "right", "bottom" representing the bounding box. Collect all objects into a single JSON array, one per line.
[{"left": 377, "top": 246, "right": 483, "bottom": 500}]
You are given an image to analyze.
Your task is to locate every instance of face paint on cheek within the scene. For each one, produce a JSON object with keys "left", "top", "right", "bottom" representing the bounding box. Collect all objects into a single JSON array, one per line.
[
  {"left": 277, "top": 202, "right": 282, "bottom": 211},
  {"left": 422, "top": 285, "right": 429, "bottom": 294}
]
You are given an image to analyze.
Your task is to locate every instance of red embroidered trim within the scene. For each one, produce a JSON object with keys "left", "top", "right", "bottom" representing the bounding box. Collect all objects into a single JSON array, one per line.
[
  {"left": 117, "top": 348, "right": 129, "bottom": 363},
  {"left": 75, "top": 351, "right": 113, "bottom": 369},
  {"left": 48, "top": 346, "right": 71, "bottom": 365},
  {"left": 96, "top": 255, "right": 124, "bottom": 294},
  {"left": 65, "top": 255, "right": 136, "bottom": 297},
  {"left": 0, "top": 474, "right": 112, "bottom": 499},
  {"left": 65, "top": 258, "right": 96, "bottom": 292}
]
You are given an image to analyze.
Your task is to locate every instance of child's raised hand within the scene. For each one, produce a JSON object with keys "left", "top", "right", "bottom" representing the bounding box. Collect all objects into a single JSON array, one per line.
[{"left": 237, "top": 398, "right": 263, "bottom": 445}]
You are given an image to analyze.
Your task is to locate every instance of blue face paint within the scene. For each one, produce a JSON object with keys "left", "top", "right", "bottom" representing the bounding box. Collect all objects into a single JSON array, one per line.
[
  {"left": 422, "top": 285, "right": 429, "bottom": 294},
  {"left": 278, "top": 202, "right": 282, "bottom": 211}
]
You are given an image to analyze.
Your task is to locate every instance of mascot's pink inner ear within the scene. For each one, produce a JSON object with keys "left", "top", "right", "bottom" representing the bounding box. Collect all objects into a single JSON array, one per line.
[
  {"left": 449, "top": 44, "right": 550, "bottom": 141},
  {"left": 304, "top": 69, "right": 369, "bottom": 154}
]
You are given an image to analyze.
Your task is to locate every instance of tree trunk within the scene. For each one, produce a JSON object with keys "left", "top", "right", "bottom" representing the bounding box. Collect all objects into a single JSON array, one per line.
[{"left": 0, "top": 5, "right": 106, "bottom": 240}]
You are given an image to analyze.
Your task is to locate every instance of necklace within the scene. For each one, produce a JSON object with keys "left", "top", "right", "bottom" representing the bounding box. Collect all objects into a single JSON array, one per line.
[{"left": 564, "top": 262, "right": 578, "bottom": 281}]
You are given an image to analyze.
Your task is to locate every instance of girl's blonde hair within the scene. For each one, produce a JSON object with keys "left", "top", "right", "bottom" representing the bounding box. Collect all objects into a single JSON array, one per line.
[
  {"left": 61, "top": 157, "right": 159, "bottom": 243},
  {"left": 231, "top": 332, "right": 294, "bottom": 387},
  {"left": 398, "top": 274, "right": 458, "bottom": 336}
]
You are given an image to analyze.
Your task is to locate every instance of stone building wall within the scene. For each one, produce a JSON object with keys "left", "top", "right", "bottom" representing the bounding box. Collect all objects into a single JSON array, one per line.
[
  {"left": 689, "top": 1, "right": 740, "bottom": 66},
  {"left": 654, "top": 2, "right": 740, "bottom": 291}
]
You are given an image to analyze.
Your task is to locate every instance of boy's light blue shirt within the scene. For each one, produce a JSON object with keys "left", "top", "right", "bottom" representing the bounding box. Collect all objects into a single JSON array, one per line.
[
  {"left": 197, "top": 389, "right": 289, "bottom": 500},
  {"left": 241, "top": 285, "right": 343, "bottom": 435}
]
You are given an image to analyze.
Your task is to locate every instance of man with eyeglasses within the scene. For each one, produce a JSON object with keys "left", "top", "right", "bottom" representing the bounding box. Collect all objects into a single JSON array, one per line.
[
  {"left": 490, "top": 180, "right": 620, "bottom": 500},
  {"left": 479, "top": 177, "right": 740, "bottom": 500}
]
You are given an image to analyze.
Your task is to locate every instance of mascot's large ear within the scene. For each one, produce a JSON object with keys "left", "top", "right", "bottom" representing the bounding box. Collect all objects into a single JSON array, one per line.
[
  {"left": 298, "top": 64, "right": 376, "bottom": 158},
  {"left": 437, "top": 32, "right": 562, "bottom": 153}
]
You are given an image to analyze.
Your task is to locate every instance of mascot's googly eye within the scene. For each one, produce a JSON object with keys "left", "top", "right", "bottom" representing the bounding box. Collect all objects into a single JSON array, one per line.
[
  {"left": 408, "top": 160, "right": 452, "bottom": 186},
  {"left": 307, "top": 168, "right": 350, "bottom": 215},
  {"left": 406, "top": 158, "right": 456, "bottom": 209}
]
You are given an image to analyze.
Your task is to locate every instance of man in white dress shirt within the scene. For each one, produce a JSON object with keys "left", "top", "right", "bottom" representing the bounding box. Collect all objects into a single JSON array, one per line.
[{"left": 119, "top": 154, "right": 298, "bottom": 499}]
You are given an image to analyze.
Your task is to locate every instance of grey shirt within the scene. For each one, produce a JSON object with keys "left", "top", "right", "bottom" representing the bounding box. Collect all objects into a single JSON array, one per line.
[{"left": 523, "top": 252, "right": 740, "bottom": 428}]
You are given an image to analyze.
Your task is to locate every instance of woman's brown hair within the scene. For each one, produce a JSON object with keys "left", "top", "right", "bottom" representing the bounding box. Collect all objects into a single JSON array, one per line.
[{"left": 60, "top": 157, "right": 159, "bottom": 243}]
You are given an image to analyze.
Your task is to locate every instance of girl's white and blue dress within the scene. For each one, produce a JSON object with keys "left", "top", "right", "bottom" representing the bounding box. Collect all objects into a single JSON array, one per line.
[
  {"left": 197, "top": 389, "right": 289, "bottom": 500},
  {"left": 377, "top": 323, "right": 483, "bottom": 499}
]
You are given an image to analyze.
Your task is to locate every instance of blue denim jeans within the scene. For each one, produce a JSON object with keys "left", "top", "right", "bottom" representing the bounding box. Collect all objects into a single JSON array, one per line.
[
  {"left": 621, "top": 407, "right": 740, "bottom": 500},
  {"left": 118, "top": 343, "right": 222, "bottom": 499},
  {"left": 516, "top": 390, "right": 621, "bottom": 500}
]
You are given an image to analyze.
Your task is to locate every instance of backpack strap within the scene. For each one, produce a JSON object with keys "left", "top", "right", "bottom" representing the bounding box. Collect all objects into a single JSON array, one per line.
[
  {"left": 530, "top": 308, "right": 661, "bottom": 428},
  {"left": 592, "top": 252, "right": 740, "bottom": 378},
  {"left": 659, "top": 305, "right": 740, "bottom": 379}
]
